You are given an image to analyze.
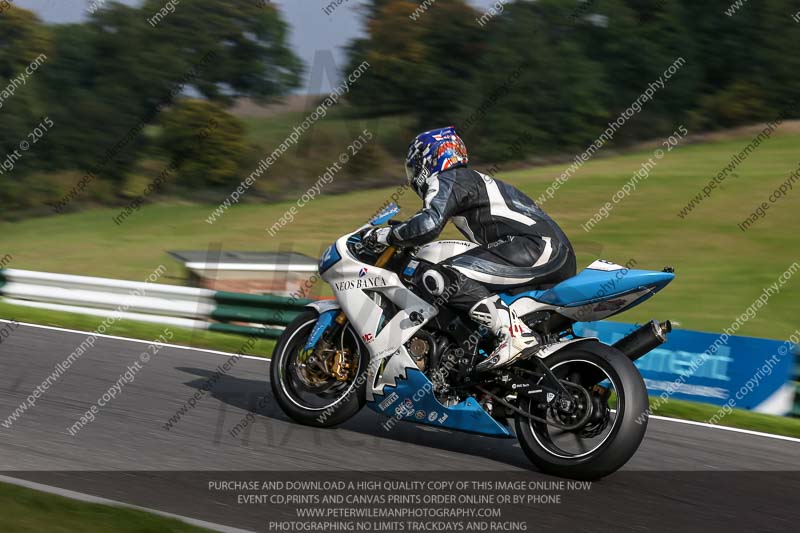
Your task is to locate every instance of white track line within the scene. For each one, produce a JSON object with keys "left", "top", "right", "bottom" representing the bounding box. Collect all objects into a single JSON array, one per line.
[
  {"left": 0, "top": 319, "right": 270, "bottom": 362},
  {"left": 0, "top": 474, "right": 256, "bottom": 533},
  {"left": 650, "top": 415, "right": 800, "bottom": 444},
  {"left": 4, "top": 320, "right": 799, "bottom": 444}
]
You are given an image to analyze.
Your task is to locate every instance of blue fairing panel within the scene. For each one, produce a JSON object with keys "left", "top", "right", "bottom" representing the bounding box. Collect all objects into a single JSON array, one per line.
[
  {"left": 318, "top": 243, "right": 341, "bottom": 274},
  {"left": 368, "top": 369, "right": 512, "bottom": 438},
  {"left": 500, "top": 268, "right": 674, "bottom": 308}
]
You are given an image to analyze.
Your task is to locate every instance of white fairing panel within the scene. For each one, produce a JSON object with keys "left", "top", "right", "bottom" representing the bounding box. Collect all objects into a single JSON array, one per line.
[
  {"left": 414, "top": 240, "right": 478, "bottom": 264},
  {"left": 586, "top": 259, "right": 626, "bottom": 271},
  {"left": 556, "top": 288, "right": 652, "bottom": 322},
  {"left": 509, "top": 297, "right": 557, "bottom": 317},
  {"left": 372, "top": 346, "right": 419, "bottom": 393},
  {"left": 321, "top": 231, "right": 438, "bottom": 401},
  {"left": 509, "top": 287, "right": 654, "bottom": 323}
]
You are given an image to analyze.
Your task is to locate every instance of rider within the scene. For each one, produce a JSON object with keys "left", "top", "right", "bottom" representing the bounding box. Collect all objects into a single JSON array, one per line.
[{"left": 364, "top": 126, "right": 576, "bottom": 372}]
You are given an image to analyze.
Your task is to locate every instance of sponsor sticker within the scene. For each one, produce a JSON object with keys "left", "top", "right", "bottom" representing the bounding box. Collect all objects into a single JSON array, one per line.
[
  {"left": 396, "top": 403, "right": 413, "bottom": 416},
  {"left": 333, "top": 276, "right": 387, "bottom": 291},
  {"left": 427, "top": 411, "right": 438, "bottom": 422},
  {"left": 395, "top": 399, "right": 414, "bottom": 417},
  {"left": 379, "top": 392, "right": 398, "bottom": 411},
  {"left": 415, "top": 410, "right": 426, "bottom": 420},
  {"left": 403, "top": 260, "right": 419, "bottom": 277}
]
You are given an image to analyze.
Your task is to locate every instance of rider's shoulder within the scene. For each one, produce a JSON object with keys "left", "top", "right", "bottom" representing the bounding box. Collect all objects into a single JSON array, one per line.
[{"left": 439, "top": 166, "right": 484, "bottom": 183}]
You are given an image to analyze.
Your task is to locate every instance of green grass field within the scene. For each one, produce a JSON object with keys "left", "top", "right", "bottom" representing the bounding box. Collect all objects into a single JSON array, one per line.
[
  {"left": 1, "top": 124, "right": 798, "bottom": 436},
  {"left": 3, "top": 126, "right": 798, "bottom": 338},
  {"left": 0, "top": 481, "right": 212, "bottom": 533}
]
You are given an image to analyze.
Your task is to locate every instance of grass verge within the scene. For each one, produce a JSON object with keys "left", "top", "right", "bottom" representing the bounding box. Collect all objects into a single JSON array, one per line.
[
  {"left": 0, "top": 301, "right": 276, "bottom": 358},
  {"left": 0, "top": 480, "right": 213, "bottom": 533},
  {"left": 651, "top": 397, "right": 800, "bottom": 438}
]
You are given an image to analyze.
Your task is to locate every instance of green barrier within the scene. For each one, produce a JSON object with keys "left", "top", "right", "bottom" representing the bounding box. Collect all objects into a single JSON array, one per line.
[
  {"left": 210, "top": 291, "right": 312, "bottom": 329},
  {"left": 211, "top": 305, "right": 302, "bottom": 326},
  {"left": 0, "top": 268, "right": 315, "bottom": 341},
  {"left": 793, "top": 389, "right": 800, "bottom": 417},
  {"left": 213, "top": 291, "right": 312, "bottom": 308},
  {"left": 208, "top": 322, "right": 284, "bottom": 339}
]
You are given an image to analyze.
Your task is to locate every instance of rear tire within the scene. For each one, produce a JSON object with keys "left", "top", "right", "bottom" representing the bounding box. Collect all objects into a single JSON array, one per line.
[
  {"left": 270, "top": 310, "right": 368, "bottom": 428},
  {"left": 515, "top": 342, "right": 648, "bottom": 480}
]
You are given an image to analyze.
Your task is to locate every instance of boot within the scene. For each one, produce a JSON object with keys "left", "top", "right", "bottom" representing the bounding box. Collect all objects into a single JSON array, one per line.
[{"left": 469, "top": 295, "right": 540, "bottom": 371}]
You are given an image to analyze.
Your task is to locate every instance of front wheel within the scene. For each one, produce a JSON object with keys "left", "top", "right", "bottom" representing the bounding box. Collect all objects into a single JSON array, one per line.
[
  {"left": 515, "top": 342, "right": 649, "bottom": 480},
  {"left": 270, "top": 310, "right": 368, "bottom": 427}
]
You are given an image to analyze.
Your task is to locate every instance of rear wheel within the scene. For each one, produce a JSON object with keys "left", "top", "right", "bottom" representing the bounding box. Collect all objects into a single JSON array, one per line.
[
  {"left": 515, "top": 342, "right": 648, "bottom": 480},
  {"left": 270, "top": 310, "right": 368, "bottom": 427}
]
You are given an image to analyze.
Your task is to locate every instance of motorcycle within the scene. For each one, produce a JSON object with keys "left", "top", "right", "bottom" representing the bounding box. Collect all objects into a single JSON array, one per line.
[{"left": 271, "top": 203, "right": 674, "bottom": 479}]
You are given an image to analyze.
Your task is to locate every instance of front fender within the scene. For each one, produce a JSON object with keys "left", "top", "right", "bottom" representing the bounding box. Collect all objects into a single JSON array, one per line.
[
  {"left": 306, "top": 299, "right": 340, "bottom": 314},
  {"left": 303, "top": 300, "right": 340, "bottom": 350}
]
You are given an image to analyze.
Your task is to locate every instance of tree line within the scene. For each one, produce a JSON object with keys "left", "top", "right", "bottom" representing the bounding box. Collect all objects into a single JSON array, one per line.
[
  {"left": 1, "top": 0, "right": 798, "bottom": 217},
  {"left": 345, "top": 0, "right": 800, "bottom": 160},
  {"left": 0, "top": 0, "right": 302, "bottom": 215}
]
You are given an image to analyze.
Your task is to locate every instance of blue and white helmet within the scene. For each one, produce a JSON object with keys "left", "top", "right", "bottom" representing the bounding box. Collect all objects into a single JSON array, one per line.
[{"left": 405, "top": 126, "right": 468, "bottom": 196}]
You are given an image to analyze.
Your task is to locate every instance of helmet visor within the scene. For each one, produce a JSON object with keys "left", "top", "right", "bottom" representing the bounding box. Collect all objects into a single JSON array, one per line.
[{"left": 405, "top": 162, "right": 416, "bottom": 185}]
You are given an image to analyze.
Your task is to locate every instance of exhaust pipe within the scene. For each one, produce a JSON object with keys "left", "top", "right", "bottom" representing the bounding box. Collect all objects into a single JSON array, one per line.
[{"left": 613, "top": 320, "right": 672, "bottom": 362}]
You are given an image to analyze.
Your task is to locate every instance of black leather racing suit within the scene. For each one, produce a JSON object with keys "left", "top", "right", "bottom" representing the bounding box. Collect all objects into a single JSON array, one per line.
[{"left": 386, "top": 167, "right": 576, "bottom": 313}]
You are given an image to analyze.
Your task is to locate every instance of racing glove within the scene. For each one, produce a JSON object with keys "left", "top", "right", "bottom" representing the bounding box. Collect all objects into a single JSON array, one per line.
[{"left": 362, "top": 227, "right": 392, "bottom": 251}]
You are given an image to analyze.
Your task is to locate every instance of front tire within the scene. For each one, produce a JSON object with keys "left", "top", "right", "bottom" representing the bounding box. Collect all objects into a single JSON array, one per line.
[
  {"left": 515, "top": 342, "right": 649, "bottom": 480},
  {"left": 270, "top": 310, "right": 368, "bottom": 428}
]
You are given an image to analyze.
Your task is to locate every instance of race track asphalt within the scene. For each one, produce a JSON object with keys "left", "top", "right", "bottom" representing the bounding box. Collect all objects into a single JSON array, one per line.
[{"left": 1, "top": 321, "right": 798, "bottom": 532}]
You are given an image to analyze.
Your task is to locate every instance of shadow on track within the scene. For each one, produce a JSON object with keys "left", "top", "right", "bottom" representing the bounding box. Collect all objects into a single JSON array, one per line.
[{"left": 175, "top": 366, "right": 534, "bottom": 471}]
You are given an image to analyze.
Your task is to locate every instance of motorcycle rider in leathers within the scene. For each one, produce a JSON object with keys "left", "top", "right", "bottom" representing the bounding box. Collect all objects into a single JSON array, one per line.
[{"left": 364, "top": 126, "right": 576, "bottom": 371}]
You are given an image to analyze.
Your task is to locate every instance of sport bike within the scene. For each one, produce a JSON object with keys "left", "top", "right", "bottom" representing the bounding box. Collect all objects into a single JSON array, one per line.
[{"left": 271, "top": 204, "right": 674, "bottom": 479}]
